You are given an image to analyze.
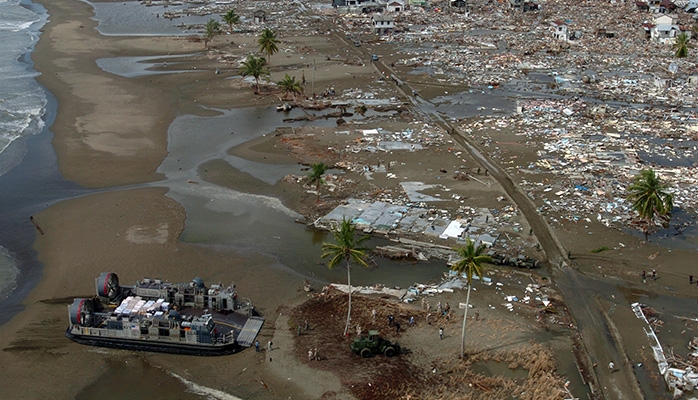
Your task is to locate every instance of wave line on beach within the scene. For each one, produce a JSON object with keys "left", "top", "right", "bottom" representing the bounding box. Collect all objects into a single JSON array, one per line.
[
  {"left": 0, "top": 245, "right": 19, "bottom": 301},
  {"left": 168, "top": 371, "right": 243, "bottom": 400}
]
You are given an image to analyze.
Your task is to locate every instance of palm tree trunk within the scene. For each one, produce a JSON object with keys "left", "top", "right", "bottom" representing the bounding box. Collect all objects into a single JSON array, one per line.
[
  {"left": 644, "top": 220, "right": 649, "bottom": 241},
  {"left": 344, "top": 262, "right": 352, "bottom": 336},
  {"left": 460, "top": 283, "right": 472, "bottom": 359}
]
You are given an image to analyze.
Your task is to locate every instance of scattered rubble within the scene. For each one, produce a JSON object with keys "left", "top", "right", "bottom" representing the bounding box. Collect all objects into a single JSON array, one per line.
[
  {"left": 460, "top": 97, "right": 698, "bottom": 234},
  {"left": 632, "top": 302, "right": 698, "bottom": 399},
  {"left": 135, "top": 0, "right": 698, "bottom": 240}
]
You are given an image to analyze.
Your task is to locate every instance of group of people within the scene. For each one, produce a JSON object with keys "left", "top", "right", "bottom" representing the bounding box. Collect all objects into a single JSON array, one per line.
[
  {"left": 307, "top": 348, "right": 320, "bottom": 361},
  {"left": 254, "top": 340, "right": 273, "bottom": 352},
  {"left": 640, "top": 269, "right": 657, "bottom": 283},
  {"left": 641, "top": 270, "right": 698, "bottom": 286},
  {"left": 421, "top": 298, "right": 451, "bottom": 316}
]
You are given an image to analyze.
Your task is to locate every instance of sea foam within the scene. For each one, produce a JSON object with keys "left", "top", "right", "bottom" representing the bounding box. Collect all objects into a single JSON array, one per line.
[{"left": 0, "top": 0, "right": 48, "bottom": 173}]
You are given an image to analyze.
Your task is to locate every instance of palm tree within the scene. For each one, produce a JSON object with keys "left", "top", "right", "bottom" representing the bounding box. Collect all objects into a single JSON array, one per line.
[
  {"left": 278, "top": 74, "right": 304, "bottom": 102},
  {"left": 321, "top": 218, "right": 370, "bottom": 336},
  {"left": 222, "top": 10, "right": 239, "bottom": 33},
  {"left": 239, "top": 55, "right": 269, "bottom": 93},
  {"left": 307, "top": 162, "right": 327, "bottom": 201},
  {"left": 449, "top": 238, "right": 491, "bottom": 359},
  {"left": 627, "top": 168, "right": 673, "bottom": 240},
  {"left": 258, "top": 28, "right": 279, "bottom": 64},
  {"left": 673, "top": 32, "right": 691, "bottom": 58},
  {"left": 203, "top": 19, "right": 220, "bottom": 49}
]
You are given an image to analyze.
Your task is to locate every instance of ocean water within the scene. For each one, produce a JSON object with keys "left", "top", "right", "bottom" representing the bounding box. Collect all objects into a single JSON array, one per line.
[
  {"left": 0, "top": 0, "right": 47, "bottom": 175},
  {"left": 0, "top": 0, "right": 48, "bottom": 301}
]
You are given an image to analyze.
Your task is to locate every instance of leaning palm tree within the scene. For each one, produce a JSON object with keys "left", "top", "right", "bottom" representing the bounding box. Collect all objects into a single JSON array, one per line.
[
  {"left": 222, "top": 10, "right": 239, "bottom": 33},
  {"left": 239, "top": 55, "right": 269, "bottom": 93},
  {"left": 321, "top": 218, "right": 370, "bottom": 336},
  {"left": 203, "top": 19, "right": 220, "bottom": 49},
  {"left": 277, "top": 74, "right": 304, "bottom": 102},
  {"left": 307, "top": 162, "right": 327, "bottom": 201},
  {"left": 450, "top": 238, "right": 491, "bottom": 359},
  {"left": 627, "top": 168, "right": 673, "bottom": 241},
  {"left": 673, "top": 32, "right": 691, "bottom": 58},
  {"left": 258, "top": 28, "right": 279, "bottom": 64}
]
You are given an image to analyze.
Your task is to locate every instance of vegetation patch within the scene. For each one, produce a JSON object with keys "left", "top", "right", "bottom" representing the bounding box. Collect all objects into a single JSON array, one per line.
[{"left": 287, "top": 291, "right": 569, "bottom": 400}]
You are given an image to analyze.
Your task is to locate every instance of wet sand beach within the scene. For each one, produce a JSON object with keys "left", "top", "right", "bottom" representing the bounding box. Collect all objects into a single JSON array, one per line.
[
  {"left": 2, "top": 0, "right": 698, "bottom": 399},
  {"left": 1, "top": 0, "right": 300, "bottom": 398}
]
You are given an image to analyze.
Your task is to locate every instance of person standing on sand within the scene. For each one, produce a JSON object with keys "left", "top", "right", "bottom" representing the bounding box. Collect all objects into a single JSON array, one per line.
[
  {"left": 267, "top": 340, "right": 272, "bottom": 351},
  {"left": 439, "top": 327, "right": 444, "bottom": 340},
  {"left": 690, "top": 274, "right": 693, "bottom": 284},
  {"left": 308, "top": 349, "right": 313, "bottom": 360},
  {"left": 642, "top": 270, "right": 646, "bottom": 283},
  {"left": 652, "top": 269, "right": 657, "bottom": 280},
  {"left": 255, "top": 341, "right": 260, "bottom": 352},
  {"left": 608, "top": 361, "right": 615, "bottom": 372}
]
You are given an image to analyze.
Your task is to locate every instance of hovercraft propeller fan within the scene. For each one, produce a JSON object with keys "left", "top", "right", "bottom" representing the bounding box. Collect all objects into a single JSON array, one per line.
[{"left": 96, "top": 272, "right": 121, "bottom": 302}]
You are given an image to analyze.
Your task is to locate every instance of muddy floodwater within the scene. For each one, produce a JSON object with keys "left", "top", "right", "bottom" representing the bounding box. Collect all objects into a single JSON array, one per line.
[{"left": 157, "top": 105, "right": 451, "bottom": 288}]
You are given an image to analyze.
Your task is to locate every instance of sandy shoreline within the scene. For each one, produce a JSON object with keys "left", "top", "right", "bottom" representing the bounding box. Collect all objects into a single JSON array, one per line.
[
  {"left": 0, "top": 0, "right": 292, "bottom": 398},
  {"left": 2, "top": 0, "right": 698, "bottom": 399}
]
